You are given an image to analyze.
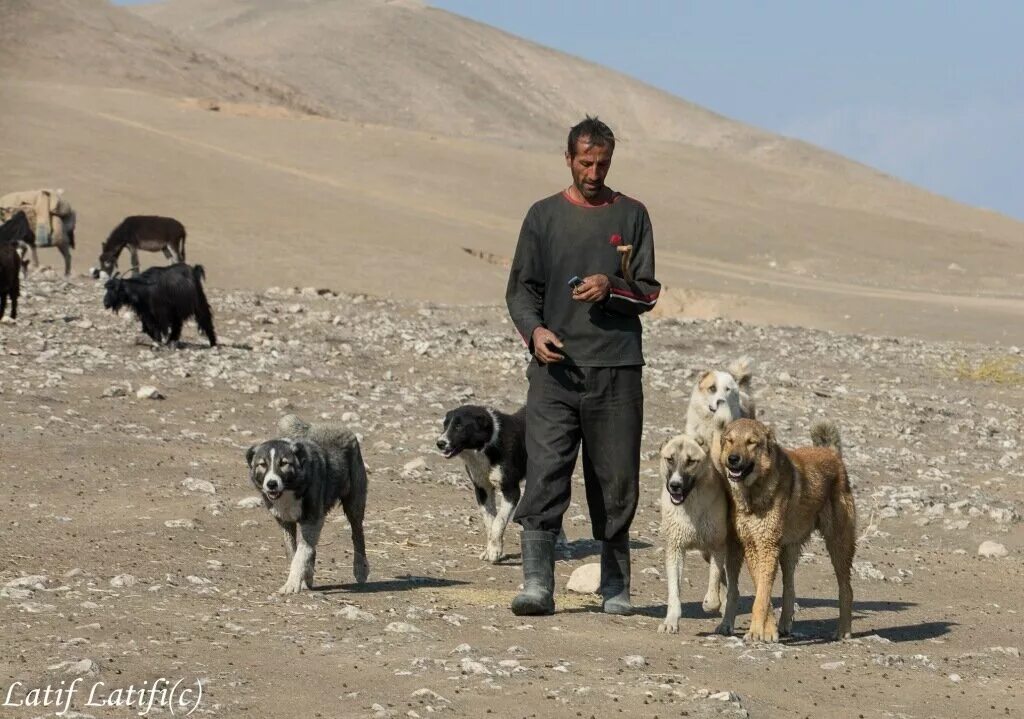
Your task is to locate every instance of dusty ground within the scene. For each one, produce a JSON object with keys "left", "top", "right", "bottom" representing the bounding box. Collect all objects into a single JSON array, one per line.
[{"left": 1, "top": 273, "right": 1020, "bottom": 718}]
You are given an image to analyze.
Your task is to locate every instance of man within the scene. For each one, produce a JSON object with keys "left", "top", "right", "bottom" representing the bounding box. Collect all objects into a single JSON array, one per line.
[{"left": 505, "top": 116, "right": 660, "bottom": 616}]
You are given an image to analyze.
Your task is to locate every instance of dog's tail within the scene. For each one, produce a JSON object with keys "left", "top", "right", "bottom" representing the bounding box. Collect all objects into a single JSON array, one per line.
[
  {"left": 278, "top": 413, "right": 311, "bottom": 438},
  {"left": 191, "top": 263, "right": 206, "bottom": 285},
  {"left": 811, "top": 419, "right": 842, "bottom": 458},
  {"left": 728, "top": 355, "right": 755, "bottom": 390}
]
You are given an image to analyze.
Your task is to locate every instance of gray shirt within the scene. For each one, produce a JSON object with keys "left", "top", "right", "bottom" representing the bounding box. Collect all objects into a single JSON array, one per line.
[{"left": 505, "top": 190, "right": 660, "bottom": 367}]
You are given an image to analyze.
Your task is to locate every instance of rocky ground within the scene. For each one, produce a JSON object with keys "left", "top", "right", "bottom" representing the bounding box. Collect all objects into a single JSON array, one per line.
[{"left": 1, "top": 270, "right": 1021, "bottom": 719}]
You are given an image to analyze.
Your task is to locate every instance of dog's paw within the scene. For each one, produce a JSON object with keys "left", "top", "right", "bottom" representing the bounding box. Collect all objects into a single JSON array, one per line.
[
  {"left": 658, "top": 618, "right": 680, "bottom": 634},
  {"left": 744, "top": 621, "right": 779, "bottom": 643},
  {"left": 353, "top": 554, "right": 370, "bottom": 584},
  {"left": 277, "top": 578, "right": 307, "bottom": 595},
  {"left": 833, "top": 628, "right": 852, "bottom": 642},
  {"left": 481, "top": 545, "right": 502, "bottom": 563},
  {"left": 714, "top": 620, "right": 734, "bottom": 636},
  {"left": 702, "top": 596, "right": 722, "bottom": 615}
]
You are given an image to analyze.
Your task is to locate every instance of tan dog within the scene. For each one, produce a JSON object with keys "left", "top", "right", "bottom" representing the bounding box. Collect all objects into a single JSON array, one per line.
[
  {"left": 657, "top": 433, "right": 737, "bottom": 634},
  {"left": 716, "top": 418, "right": 856, "bottom": 642}
]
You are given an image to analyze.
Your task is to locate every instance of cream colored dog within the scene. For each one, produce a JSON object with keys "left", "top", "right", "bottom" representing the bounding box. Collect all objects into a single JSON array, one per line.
[{"left": 657, "top": 433, "right": 737, "bottom": 635}]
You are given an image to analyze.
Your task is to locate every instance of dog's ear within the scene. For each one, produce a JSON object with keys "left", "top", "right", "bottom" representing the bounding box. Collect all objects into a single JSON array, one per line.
[
  {"left": 245, "top": 444, "right": 257, "bottom": 467},
  {"left": 764, "top": 426, "right": 777, "bottom": 451},
  {"left": 659, "top": 437, "right": 676, "bottom": 459},
  {"left": 290, "top": 441, "right": 308, "bottom": 469}
]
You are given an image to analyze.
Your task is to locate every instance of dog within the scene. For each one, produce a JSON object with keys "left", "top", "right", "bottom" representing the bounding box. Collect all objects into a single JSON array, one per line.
[
  {"left": 677, "top": 356, "right": 756, "bottom": 609},
  {"left": 684, "top": 356, "right": 756, "bottom": 445},
  {"left": 657, "top": 432, "right": 738, "bottom": 635},
  {"left": 436, "top": 404, "right": 566, "bottom": 562},
  {"left": 716, "top": 418, "right": 856, "bottom": 641},
  {"left": 246, "top": 414, "right": 370, "bottom": 594}
]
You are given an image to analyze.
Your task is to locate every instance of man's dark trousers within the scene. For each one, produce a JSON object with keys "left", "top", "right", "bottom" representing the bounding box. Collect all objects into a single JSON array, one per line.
[{"left": 513, "top": 361, "right": 643, "bottom": 542}]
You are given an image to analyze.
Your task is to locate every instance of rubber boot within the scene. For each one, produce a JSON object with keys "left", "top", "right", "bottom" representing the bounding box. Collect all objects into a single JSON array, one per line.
[
  {"left": 511, "top": 530, "right": 555, "bottom": 616},
  {"left": 600, "top": 538, "right": 633, "bottom": 615}
]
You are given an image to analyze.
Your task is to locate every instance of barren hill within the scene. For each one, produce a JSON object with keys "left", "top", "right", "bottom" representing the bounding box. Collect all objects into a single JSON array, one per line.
[
  {"left": 132, "top": 0, "right": 827, "bottom": 156},
  {"left": 0, "top": 0, "right": 324, "bottom": 114},
  {"left": 1, "top": 1, "right": 1023, "bottom": 344}
]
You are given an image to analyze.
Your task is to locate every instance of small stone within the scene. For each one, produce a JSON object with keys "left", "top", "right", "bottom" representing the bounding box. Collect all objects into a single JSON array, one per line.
[
  {"left": 854, "top": 561, "right": 885, "bottom": 581},
  {"left": 948, "top": 673, "right": 962, "bottom": 683},
  {"left": 5, "top": 575, "right": 47, "bottom": 590},
  {"left": 237, "top": 496, "right": 264, "bottom": 509},
  {"left": 978, "top": 541, "right": 1008, "bottom": 558},
  {"left": 164, "top": 519, "right": 196, "bottom": 529},
  {"left": 109, "top": 574, "right": 136, "bottom": 588},
  {"left": 385, "top": 621, "right": 422, "bottom": 634},
  {"left": 102, "top": 384, "right": 129, "bottom": 398},
  {"left": 182, "top": 477, "right": 216, "bottom": 494},
  {"left": 411, "top": 688, "right": 449, "bottom": 704},
  {"left": 710, "top": 691, "right": 739, "bottom": 702},
  {"left": 821, "top": 661, "right": 845, "bottom": 670},
  {"left": 335, "top": 605, "right": 376, "bottom": 622},
  {"left": 566, "top": 563, "right": 601, "bottom": 594},
  {"left": 622, "top": 655, "right": 647, "bottom": 669},
  {"left": 459, "top": 658, "right": 491, "bottom": 675},
  {"left": 136, "top": 385, "right": 164, "bottom": 400}
]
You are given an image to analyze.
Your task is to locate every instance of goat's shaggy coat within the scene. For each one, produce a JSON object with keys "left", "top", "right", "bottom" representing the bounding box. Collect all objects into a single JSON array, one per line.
[
  {"left": 102, "top": 263, "right": 216, "bottom": 346},
  {"left": 0, "top": 242, "right": 20, "bottom": 320}
]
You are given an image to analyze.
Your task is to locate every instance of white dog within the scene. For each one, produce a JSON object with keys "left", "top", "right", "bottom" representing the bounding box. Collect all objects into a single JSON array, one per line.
[
  {"left": 684, "top": 356, "right": 756, "bottom": 445},
  {"left": 677, "top": 357, "right": 756, "bottom": 613},
  {"left": 658, "top": 433, "right": 737, "bottom": 635}
]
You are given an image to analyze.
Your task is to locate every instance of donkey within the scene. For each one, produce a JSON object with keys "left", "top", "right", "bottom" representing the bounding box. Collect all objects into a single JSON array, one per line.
[
  {"left": 93, "top": 216, "right": 186, "bottom": 278},
  {"left": 0, "top": 205, "right": 75, "bottom": 277}
]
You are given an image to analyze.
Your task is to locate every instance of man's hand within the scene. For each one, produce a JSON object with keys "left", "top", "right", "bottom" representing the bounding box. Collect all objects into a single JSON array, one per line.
[
  {"left": 531, "top": 327, "right": 565, "bottom": 363},
  {"left": 572, "top": 274, "right": 611, "bottom": 303}
]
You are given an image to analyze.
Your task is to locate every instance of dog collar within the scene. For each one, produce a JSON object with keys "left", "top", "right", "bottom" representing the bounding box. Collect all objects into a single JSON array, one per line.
[{"left": 484, "top": 407, "right": 502, "bottom": 451}]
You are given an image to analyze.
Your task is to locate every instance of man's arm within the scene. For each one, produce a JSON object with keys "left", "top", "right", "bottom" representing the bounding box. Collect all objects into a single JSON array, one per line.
[
  {"left": 505, "top": 209, "right": 546, "bottom": 351},
  {"left": 603, "top": 208, "right": 660, "bottom": 316}
]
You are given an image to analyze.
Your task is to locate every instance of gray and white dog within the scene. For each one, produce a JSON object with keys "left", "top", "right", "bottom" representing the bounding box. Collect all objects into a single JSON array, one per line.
[{"left": 246, "top": 414, "right": 370, "bottom": 594}]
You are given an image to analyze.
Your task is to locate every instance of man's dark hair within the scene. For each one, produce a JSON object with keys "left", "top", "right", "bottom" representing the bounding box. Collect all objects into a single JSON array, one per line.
[{"left": 567, "top": 115, "right": 615, "bottom": 158}]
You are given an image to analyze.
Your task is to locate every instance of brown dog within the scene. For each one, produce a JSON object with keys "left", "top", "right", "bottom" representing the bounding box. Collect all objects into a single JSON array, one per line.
[{"left": 716, "top": 418, "right": 856, "bottom": 641}]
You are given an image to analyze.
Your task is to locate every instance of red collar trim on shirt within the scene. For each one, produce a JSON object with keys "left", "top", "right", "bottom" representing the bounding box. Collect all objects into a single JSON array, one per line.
[{"left": 561, "top": 189, "right": 621, "bottom": 208}]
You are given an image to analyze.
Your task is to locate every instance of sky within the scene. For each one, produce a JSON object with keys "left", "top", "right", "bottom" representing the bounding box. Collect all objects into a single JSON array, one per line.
[
  {"left": 429, "top": 1, "right": 1023, "bottom": 221},
  {"left": 118, "top": 1, "right": 1022, "bottom": 220}
]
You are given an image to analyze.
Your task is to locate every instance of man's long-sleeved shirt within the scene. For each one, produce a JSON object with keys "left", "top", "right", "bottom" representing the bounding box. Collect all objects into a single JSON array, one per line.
[{"left": 505, "top": 190, "right": 660, "bottom": 367}]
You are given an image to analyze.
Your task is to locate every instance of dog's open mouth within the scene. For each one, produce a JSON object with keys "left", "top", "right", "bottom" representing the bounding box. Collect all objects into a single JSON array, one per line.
[
  {"left": 667, "top": 488, "right": 688, "bottom": 505},
  {"left": 725, "top": 463, "right": 754, "bottom": 482},
  {"left": 264, "top": 489, "right": 282, "bottom": 501},
  {"left": 440, "top": 447, "right": 459, "bottom": 459}
]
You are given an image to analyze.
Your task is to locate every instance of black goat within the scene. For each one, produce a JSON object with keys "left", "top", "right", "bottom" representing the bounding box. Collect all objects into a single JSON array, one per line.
[
  {"left": 0, "top": 242, "right": 19, "bottom": 320},
  {"left": 0, "top": 211, "right": 33, "bottom": 277},
  {"left": 103, "top": 263, "right": 217, "bottom": 347}
]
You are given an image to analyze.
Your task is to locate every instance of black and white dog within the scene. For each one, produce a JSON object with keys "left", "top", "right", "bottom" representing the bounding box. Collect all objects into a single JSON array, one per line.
[
  {"left": 246, "top": 414, "right": 369, "bottom": 593},
  {"left": 437, "top": 405, "right": 566, "bottom": 562},
  {"left": 437, "top": 405, "right": 525, "bottom": 563}
]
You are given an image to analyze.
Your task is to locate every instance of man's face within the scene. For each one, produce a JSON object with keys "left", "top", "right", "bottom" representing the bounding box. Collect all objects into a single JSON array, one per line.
[{"left": 566, "top": 138, "right": 613, "bottom": 200}]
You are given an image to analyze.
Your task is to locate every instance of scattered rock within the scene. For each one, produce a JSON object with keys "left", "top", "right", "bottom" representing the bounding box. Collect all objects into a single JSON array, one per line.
[
  {"left": 978, "top": 541, "right": 1008, "bottom": 558},
  {"left": 182, "top": 477, "right": 216, "bottom": 494},
  {"left": 136, "top": 385, "right": 164, "bottom": 399},
  {"left": 566, "top": 563, "right": 601, "bottom": 594},
  {"left": 622, "top": 655, "right": 647, "bottom": 669}
]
